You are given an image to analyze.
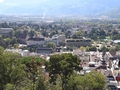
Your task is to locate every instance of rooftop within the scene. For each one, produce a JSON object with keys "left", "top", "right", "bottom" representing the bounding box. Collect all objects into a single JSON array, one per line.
[{"left": 27, "top": 38, "right": 44, "bottom": 41}]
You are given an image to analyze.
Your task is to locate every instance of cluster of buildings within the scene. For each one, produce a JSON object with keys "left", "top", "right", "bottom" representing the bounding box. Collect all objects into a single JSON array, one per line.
[
  {"left": 2, "top": 27, "right": 120, "bottom": 89},
  {"left": 20, "top": 34, "right": 91, "bottom": 46}
]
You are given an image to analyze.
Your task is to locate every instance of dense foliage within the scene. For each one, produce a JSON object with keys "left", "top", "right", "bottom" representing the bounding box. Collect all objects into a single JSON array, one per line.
[
  {"left": 0, "top": 46, "right": 46, "bottom": 90},
  {"left": 45, "top": 53, "right": 82, "bottom": 90},
  {"left": 0, "top": 46, "right": 107, "bottom": 90}
]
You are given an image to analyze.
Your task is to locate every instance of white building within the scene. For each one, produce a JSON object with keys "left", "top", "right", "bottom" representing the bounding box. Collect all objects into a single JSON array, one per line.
[
  {"left": 44, "top": 35, "right": 66, "bottom": 45},
  {"left": 22, "top": 50, "right": 30, "bottom": 56}
]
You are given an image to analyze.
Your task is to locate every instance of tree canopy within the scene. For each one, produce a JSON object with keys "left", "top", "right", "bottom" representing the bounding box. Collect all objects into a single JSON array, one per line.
[
  {"left": 0, "top": 46, "right": 46, "bottom": 90},
  {"left": 67, "top": 71, "right": 106, "bottom": 90},
  {"left": 45, "top": 53, "right": 82, "bottom": 90}
]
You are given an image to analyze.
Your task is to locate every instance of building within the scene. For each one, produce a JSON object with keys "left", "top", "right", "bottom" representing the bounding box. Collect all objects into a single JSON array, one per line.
[
  {"left": 21, "top": 50, "right": 30, "bottom": 57},
  {"left": 5, "top": 49, "right": 22, "bottom": 54},
  {"left": 54, "top": 35, "right": 66, "bottom": 45},
  {"left": 27, "top": 38, "right": 44, "bottom": 46},
  {"left": 66, "top": 39, "right": 92, "bottom": 47},
  {"left": 0, "top": 28, "right": 13, "bottom": 34},
  {"left": 44, "top": 35, "right": 66, "bottom": 45},
  {"left": 19, "top": 33, "right": 29, "bottom": 44},
  {"left": 113, "top": 40, "right": 120, "bottom": 44},
  {"left": 44, "top": 38, "right": 57, "bottom": 45},
  {"left": 36, "top": 48, "right": 53, "bottom": 54}
]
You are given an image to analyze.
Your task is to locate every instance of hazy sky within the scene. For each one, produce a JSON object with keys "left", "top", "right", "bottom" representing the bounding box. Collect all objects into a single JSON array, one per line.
[
  {"left": 0, "top": 0, "right": 44, "bottom": 6},
  {"left": 0, "top": 0, "right": 120, "bottom": 7}
]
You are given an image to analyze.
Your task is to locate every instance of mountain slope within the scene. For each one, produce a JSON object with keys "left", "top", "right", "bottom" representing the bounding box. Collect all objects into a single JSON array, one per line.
[{"left": 0, "top": 0, "right": 120, "bottom": 16}]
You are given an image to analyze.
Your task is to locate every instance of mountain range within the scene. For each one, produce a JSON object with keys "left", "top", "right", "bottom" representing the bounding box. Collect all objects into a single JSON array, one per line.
[{"left": 0, "top": 0, "right": 120, "bottom": 19}]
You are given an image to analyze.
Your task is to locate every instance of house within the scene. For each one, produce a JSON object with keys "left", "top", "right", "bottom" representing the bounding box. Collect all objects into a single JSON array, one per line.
[
  {"left": 44, "top": 38, "right": 57, "bottom": 45},
  {"left": 52, "top": 35, "right": 66, "bottom": 45},
  {"left": 0, "top": 28, "right": 13, "bottom": 34},
  {"left": 66, "top": 39, "right": 92, "bottom": 47},
  {"left": 36, "top": 48, "right": 53, "bottom": 55},
  {"left": 27, "top": 38, "right": 44, "bottom": 46},
  {"left": 113, "top": 40, "right": 120, "bottom": 44},
  {"left": 44, "top": 35, "right": 66, "bottom": 46},
  {"left": 19, "top": 33, "right": 29, "bottom": 44}
]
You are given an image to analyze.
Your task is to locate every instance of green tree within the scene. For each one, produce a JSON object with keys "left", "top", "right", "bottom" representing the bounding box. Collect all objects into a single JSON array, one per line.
[
  {"left": 83, "top": 71, "right": 106, "bottom": 90},
  {"left": 115, "top": 45, "right": 120, "bottom": 51},
  {"left": 89, "top": 46, "right": 97, "bottom": 51},
  {"left": 0, "top": 46, "right": 4, "bottom": 54},
  {"left": 13, "top": 44, "right": 19, "bottom": 48},
  {"left": 14, "top": 30, "right": 21, "bottom": 38},
  {"left": 4, "top": 84, "right": 14, "bottom": 90},
  {"left": 0, "top": 35, "right": 6, "bottom": 48},
  {"left": 100, "top": 46, "right": 107, "bottom": 60},
  {"left": 80, "top": 46, "right": 85, "bottom": 51},
  {"left": 46, "top": 42, "right": 56, "bottom": 49},
  {"left": 20, "top": 56, "right": 45, "bottom": 90},
  {"left": 76, "top": 30, "right": 84, "bottom": 36},
  {"left": 67, "top": 71, "right": 106, "bottom": 90},
  {"left": 45, "top": 53, "right": 82, "bottom": 90},
  {"left": 10, "top": 37, "right": 17, "bottom": 45},
  {"left": 36, "top": 76, "right": 46, "bottom": 90},
  {"left": 85, "top": 46, "right": 90, "bottom": 51},
  {"left": 29, "top": 30, "right": 35, "bottom": 38},
  {"left": 0, "top": 47, "right": 27, "bottom": 90},
  {"left": 3, "top": 38, "right": 11, "bottom": 47}
]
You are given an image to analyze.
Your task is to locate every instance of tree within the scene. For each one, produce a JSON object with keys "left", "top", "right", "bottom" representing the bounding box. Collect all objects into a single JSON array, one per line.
[
  {"left": 99, "top": 30, "right": 106, "bottom": 36},
  {"left": 45, "top": 53, "right": 82, "bottom": 90},
  {"left": 89, "top": 46, "right": 97, "bottom": 51},
  {"left": 85, "top": 46, "right": 90, "bottom": 51},
  {"left": 36, "top": 76, "right": 46, "bottom": 90},
  {"left": 76, "top": 30, "right": 84, "bottom": 36},
  {"left": 4, "top": 84, "right": 14, "bottom": 90},
  {"left": 3, "top": 38, "right": 11, "bottom": 47},
  {"left": 100, "top": 46, "right": 107, "bottom": 60},
  {"left": 33, "top": 24, "right": 40, "bottom": 31},
  {"left": 0, "top": 46, "right": 4, "bottom": 55},
  {"left": 0, "top": 35, "right": 6, "bottom": 48},
  {"left": 0, "top": 47, "right": 27, "bottom": 90},
  {"left": 14, "top": 30, "right": 21, "bottom": 38},
  {"left": 80, "top": 46, "right": 85, "bottom": 51},
  {"left": 66, "top": 71, "right": 106, "bottom": 90},
  {"left": 115, "top": 45, "right": 120, "bottom": 51},
  {"left": 20, "top": 56, "right": 45, "bottom": 90},
  {"left": 29, "top": 30, "right": 35, "bottom": 38},
  {"left": 83, "top": 71, "right": 106, "bottom": 90},
  {"left": 72, "top": 30, "right": 84, "bottom": 39},
  {"left": 46, "top": 42, "right": 56, "bottom": 49},
  {"left": 10, "top": 37, "right": 17, "bottom": 45}
]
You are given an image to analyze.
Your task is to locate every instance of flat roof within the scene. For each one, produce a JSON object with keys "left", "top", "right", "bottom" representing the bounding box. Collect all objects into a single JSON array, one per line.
[{"left": 89, "top": 62, "right": 96, "bottom": 64}]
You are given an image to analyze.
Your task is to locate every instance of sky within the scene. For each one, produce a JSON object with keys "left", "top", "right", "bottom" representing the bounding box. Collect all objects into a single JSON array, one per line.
[
  {"left": 0, "top": 0, "right": 120, "bottom": 6},
  {"left": 0, "top": 0, "right": 49, "bottom": 5},
  {"left": 0, "top": 0, "right": 4, "bottom": 3}
]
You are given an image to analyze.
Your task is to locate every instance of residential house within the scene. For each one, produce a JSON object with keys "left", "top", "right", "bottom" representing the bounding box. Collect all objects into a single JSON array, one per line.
[
  {"left": 36, "top": 48, "right": 53, "bottom": 55},
  {"left": 66, "top": 39, "right": 92, "bottom": 47},
  {"left": 44, "top": 35, "right": 66, "bottom": 46},
  {"left": 0, "top": 28, "right": 13, "bottom": 34},
  {"left": 27, "top": 38, "right": 44, "bottom": 46},
  {"left": 113, "top": 40, "right": 120, "bottom": 44},
  {"left": 19, "top": 33, "right": 29, "bottom": 44}
]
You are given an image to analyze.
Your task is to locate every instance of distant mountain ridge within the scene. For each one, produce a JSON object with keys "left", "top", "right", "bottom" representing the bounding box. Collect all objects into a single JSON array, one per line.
[{"left": 0, "top": 0, "right": 120, "bottom": 19}]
